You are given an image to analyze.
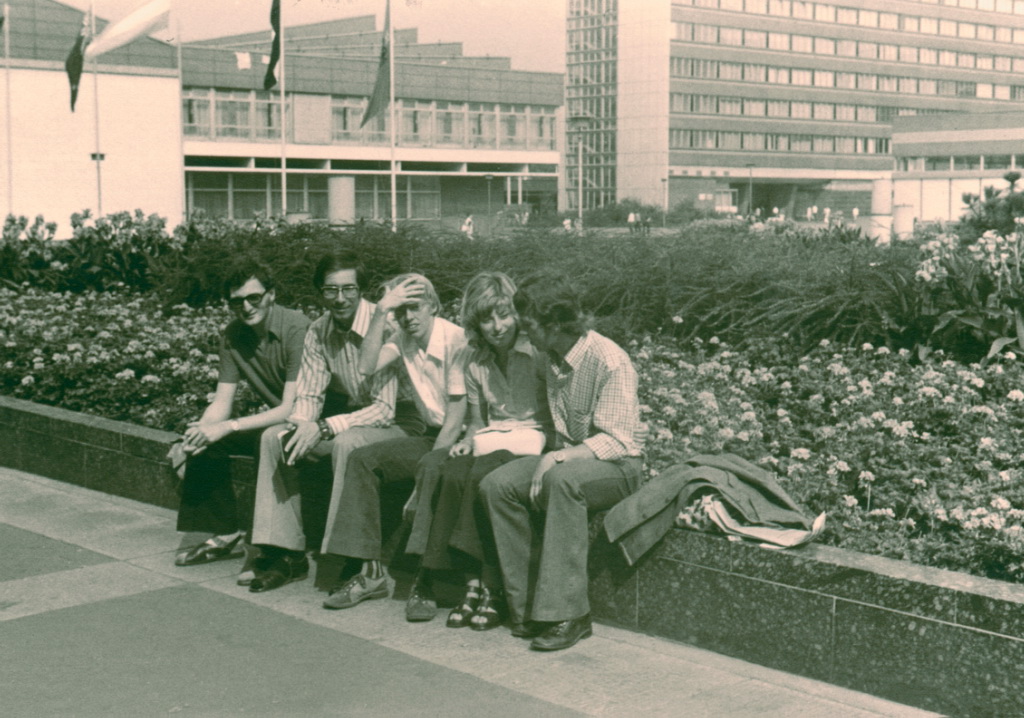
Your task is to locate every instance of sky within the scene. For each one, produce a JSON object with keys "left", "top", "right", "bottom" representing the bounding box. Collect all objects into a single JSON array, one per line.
[{"left": 60, "top": 0, "right": 566, "bottom": 73}]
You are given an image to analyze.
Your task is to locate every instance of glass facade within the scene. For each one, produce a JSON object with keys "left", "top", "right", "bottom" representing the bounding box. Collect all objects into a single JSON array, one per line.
[
  {"left": 184, "top": 88, "right": 557, "bottom": 151},
  {"left": 566, "top": 0, "right": 618, "bottom": 210},
  {"left": 187, "top": 173, "right": 328, "bottom": 220}
]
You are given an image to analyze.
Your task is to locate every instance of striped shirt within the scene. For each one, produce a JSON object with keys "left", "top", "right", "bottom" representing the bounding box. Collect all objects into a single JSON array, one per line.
[
  {"left": 289, "top": 299, "right": 397, "bottom": 434},
  {"left": 545, "top": 330, "right": 644, "bottom": 461}
]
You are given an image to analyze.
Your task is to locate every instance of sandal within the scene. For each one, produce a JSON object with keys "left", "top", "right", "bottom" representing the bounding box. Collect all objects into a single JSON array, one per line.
[
  {"left": 447, "top": 582, "right": 483, "bottom": 628},
  {"left": 469, "top": 587, "right": 506, "bottom": 631},
  {"left": 175, "top": 533, "right": 244, "bottom": 566}
]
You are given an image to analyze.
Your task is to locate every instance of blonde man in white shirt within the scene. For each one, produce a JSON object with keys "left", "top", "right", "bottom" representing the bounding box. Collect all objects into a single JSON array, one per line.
[{"left": 323, "top": 273, "right": 469, "bottom": 616}]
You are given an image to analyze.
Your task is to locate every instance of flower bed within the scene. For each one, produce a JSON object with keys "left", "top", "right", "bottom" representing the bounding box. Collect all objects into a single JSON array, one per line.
[{"left": 4, "top": 286, "right": 1024, "bottom": 583}]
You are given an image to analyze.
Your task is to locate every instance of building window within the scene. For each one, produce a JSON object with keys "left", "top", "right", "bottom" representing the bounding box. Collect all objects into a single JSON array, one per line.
[
  {"left": 954, "top": 156, "right": 981, "bottom": 170},
  {"left": 744, "top": 99, "right": 767, "bottom": 115},
  {"left": 837, "top": 40, "right": 856, "bottom": 56},
  {"left": 719, "top": 98, "right": 742, "bottom": 114},
  {"left": 744, "top": 30, "right": 768, "bottom": 48},
  {"left": 835, "top": 104, "right": 856, "bottom": 121},
  {"left": 790, "top": 134, "right": 812, "bottom": 152},
  {"left": 768, "top": 100, "right": 789, "bottom": 116},
  {"left": 214, "top": 90, "right": 251, "bottom": 138},
  {"left": 743, "top": 133, "right": 765, "bottom": 149},
  {"left": 986, "top": 155, "right": 1012, "bottom": 169},
  {"left": 436, "top": 101, "right": 466, "bottom": 146},
  {"left": 813, "top": 136, "right": 834, "bottom": 153},
  {"left": 814, "top": 70, "right": 834, "bottom": 87},
  {"left": 836, "top": 72, "right": 856, "bottom": 89},
  {"left": 182, "top": 90, "right": 211, "bottom": 137},
  {"left": 253, "top": 92, "right": 281, "bottom": 140},
  {"left": 814, "top": 37, "right": 835, "bottom": 54},
  {"left": 791, "top": 35, "right": 812, "bottom": 53},
  {"left": 744, "top": 64, "right": 767, "bottom": 81},
  {"left": 792, "top": 69, "right": 812, "bottom": 85},
  {"left": 813, "top": 103, "right": 833, "bottom": 119},
  {"left": 720, "top": 132, "right": 742, "bottom": 149},
  {"left": 858, "top": 42, "right": 877, "bottom": 59},
  {"left": 767, "top": 66, "right": 790, "bottom": 83},
  {"left": 857, "top": 106, "right": 877, "bottom": 122},
  {"left": 469, "top": 104, "right": 496, "bottom": 148},
  {"left": 720, "top": 27, "right": 742, "bottom": 45},
  {"left": 768, "top": 32, "right": 789, "bottom": 50},
  {"left": 791, "top": 101, "right": 811, "bottom": 118}
]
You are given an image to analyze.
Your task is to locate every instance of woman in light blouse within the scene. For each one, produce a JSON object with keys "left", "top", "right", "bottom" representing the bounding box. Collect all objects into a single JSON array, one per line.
[{"left": 405, "top": 272, "right": 551, "bottom": 629}]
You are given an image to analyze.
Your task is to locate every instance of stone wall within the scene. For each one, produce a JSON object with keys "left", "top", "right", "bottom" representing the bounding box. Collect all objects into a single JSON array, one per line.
[{"left": 4, "top": 394, "right": 1024, "bottom": 716}]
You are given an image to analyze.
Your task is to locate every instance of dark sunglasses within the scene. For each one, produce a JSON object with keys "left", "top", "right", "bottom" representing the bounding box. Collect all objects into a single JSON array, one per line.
[{"left": 227, "top": 292, "right": 266, "bottom": 310}]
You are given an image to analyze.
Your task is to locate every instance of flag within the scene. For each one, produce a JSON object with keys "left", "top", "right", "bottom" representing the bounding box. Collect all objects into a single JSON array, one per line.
[
  {"left": 235, "top": 51, "right": 251, "bottom": 70},
  {"left": 0, "top": 6, "right": 5, "bottom": 33},
  {"left": 263, "top": 0, "right": 280, "bottom": 90},
  {"left": 83, "top": 0, "right": 170, "bottom": 61},
  {"left": 360, "top": 0, "right": 390, "bottom": 128},
  {"left": 65, "top": 12, "right": 90, "bottom": 112}
]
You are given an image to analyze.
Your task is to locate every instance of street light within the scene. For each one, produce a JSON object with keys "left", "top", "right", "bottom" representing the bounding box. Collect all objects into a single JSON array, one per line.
[
  {"left": 661, "top": 177, "right": 668, "bottom": 228},
  {"left": 568, "top": 114, "right": 593, "bottom": 223},
  {"left": 485, "top": 174, "right": 493, "bottom": 233},
  {"left": 744, "top": 163, "right": 755, "bottom": 217}
]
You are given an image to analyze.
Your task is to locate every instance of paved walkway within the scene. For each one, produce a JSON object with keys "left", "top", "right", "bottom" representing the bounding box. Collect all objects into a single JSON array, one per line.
[{"left": 0, "top": 466, "right": 941, "bottom": 718}]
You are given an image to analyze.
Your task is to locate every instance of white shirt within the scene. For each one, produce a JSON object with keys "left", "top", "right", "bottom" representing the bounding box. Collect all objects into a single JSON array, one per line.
[{"left": 383, "top": 316, "right": 467, "bottom": 428}]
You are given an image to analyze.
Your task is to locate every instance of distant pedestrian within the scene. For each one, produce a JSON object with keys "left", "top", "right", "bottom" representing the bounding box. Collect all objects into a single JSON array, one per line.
[
  {"left": 641, "top": 214, "right": 651, "bottom": 236},
  {"left": 563, "top": 217, "right": 573, "bottom": 233},
  {"left": 461, "top": 215, "right": 475, "bottom": 239},
  {"left": 627, "top": 212, "right": 636, "bottom": 234}
]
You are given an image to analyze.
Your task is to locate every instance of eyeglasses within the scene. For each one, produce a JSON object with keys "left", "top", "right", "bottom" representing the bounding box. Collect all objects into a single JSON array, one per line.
[
  {"left": 227, "top": 292, "right": 266, "bottom": 310},
  {"left": 320, "top": 285, "right": 360, "bottom": 300}
]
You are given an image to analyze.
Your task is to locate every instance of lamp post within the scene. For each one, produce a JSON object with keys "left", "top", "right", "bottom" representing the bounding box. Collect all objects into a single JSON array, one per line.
[
  {"left": 745, "top": 163, "right": 755, "bottom": 217},
  {"left": 568, "top": 114, "right": 593, "bottom": 223},
  {"left": 485, "top": 174, "right": 493, "bottom": 234},
  {"left": 661, "top": 177, "right": 668, "bottom": 228}
]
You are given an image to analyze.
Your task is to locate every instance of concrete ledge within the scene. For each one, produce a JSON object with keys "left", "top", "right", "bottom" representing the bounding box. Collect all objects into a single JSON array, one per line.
[
  {"left": 3, "top": 395, "right": 1021, "bottom": 715},
  {"left": 588, "top": 523, "right": 1024, "bottom": 717}
]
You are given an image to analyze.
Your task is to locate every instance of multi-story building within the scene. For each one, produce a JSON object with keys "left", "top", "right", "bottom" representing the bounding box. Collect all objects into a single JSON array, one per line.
[
  {"left": 892, "top": 110, "right": 1024, "bottom": 234},
  {"left": 2, "top": 0, "right": 562, "bottom": 231},
  {"left": 567, "top": 0, "right": 1024, "bottom": 231}
]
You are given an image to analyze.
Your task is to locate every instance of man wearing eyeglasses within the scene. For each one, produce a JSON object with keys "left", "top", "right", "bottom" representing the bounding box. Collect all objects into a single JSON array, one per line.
[
  {"left": 247, "top": 250, "right": 421, "bottom": 593},
  {"left": 175, "top": 260, "right": 310, "bottom": 575}
]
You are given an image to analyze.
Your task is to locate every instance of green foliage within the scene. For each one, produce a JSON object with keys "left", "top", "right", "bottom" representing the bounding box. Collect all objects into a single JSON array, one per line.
[{"left": 1, "top": 210, "right": 179, "bottom": 293}]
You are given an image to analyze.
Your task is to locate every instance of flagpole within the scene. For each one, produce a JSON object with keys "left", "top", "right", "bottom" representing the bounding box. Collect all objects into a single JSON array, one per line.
[
  {"left": 4, "top": 3, "right": 13, "bottom": 216},
  {"left": 176, "top": 10, "right": 186, "bottom": 225},
  {"left": 278, "top": 1, "right": 287, "bottom": 219},
  {"left": 90, "top": 1, "right": 103, "bottom": 216},
  {"left": 387, "top": 0, "right": 396, "bottom": 232}
]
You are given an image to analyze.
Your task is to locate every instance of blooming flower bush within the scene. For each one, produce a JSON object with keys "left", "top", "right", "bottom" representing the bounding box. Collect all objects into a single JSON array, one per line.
[
  {"left": 6, "top": 285, "right": 1024, "bottom": 582},
  {"left": 0, "top": 288, "right": 262, "bottom": 431},
  {"left": 634, "top": 334, "right": 1024, "bottom": 582}
]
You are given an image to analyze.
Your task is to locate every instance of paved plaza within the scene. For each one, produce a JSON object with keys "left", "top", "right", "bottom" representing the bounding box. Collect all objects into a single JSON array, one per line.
[{"left": 0, "top": 466, "right": 940, "bottom": 717}]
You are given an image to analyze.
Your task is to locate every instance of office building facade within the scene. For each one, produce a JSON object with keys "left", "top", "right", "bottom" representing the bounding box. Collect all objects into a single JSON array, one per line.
[
  {"left": 2, "top": 1, "right": 562, "bottom": 232},
  {"left": 567, "top": 0, "right": 1024, "bottom": 230}
]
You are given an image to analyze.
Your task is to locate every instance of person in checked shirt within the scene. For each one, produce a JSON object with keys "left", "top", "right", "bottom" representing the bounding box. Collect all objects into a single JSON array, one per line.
[
  {"left": 479, "top": 276, "right": 645, "bottom": 651},
  {"left": 248, "top": 250, "right": 420, "bottom": 593}
]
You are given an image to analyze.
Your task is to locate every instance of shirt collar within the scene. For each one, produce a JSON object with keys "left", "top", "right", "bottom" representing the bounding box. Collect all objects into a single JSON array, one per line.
[
  {"left": 423, "top": 317, "right": 449, "bottom": 361},
  {"left": 251, "top": 303, "right": 283, "bottom": 341},
  {"left": 327, "top": 299, "right": 374, "bottom": 339},
  {"left": 511, "top": 331, "right": 535, "bottom": 357},
  {"left": 560, "top": 331, "right": 592, "bottom": 372}
]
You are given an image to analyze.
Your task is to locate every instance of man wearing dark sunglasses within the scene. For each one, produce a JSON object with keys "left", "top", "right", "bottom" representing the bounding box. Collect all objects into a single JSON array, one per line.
[{"left": 175, "top": 259, "right": 310, "bottom": 583}]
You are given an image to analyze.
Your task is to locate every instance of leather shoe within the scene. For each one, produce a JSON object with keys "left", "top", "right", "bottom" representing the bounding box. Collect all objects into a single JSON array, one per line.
[
  {"left": 248, "top": 554, "right": 309, "bottom": 593},
  {"left": 530, "top": 615, "right": 592, "bottom": 651},
  {"left": 509, "top": 620, "right": 546, "bottom": 639},
  {"left": 405, "top": 583, "right": 437, "bottom": 622}
]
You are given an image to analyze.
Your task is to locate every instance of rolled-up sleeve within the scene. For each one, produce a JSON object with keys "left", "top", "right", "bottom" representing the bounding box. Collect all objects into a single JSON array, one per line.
[
  {"left": 582, "top": 359, "right": 641, "bottom": 461},
  {"left": 288, "top": 330, "right": 328, "bottom": 424}
]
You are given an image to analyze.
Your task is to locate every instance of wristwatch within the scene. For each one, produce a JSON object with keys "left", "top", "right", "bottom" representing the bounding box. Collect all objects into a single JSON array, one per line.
[
  {"left": 317, "top": 419, "right": 333, "bottom": 441},
  {"left": 551, "top": 450, "right": 567, "bottom": 463},
  {"left": 229, "top": 419, "right": 241, "bottom": 433}
]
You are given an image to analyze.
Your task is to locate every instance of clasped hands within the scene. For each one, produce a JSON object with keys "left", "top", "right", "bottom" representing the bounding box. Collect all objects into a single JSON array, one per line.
[{"left": 181, "top": 420, "right": 233, "bottom": 455}]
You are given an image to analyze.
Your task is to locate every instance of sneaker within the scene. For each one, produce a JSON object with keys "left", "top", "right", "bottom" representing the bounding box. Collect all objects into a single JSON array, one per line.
[{"left": 322, "top": 574, "right": 388, "bottom": 610}]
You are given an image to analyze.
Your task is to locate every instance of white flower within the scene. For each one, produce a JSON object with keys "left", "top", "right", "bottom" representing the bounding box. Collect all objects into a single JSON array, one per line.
[
  {"left": 671, "top": 315, "right": 683, "bottom": 324},
  {"left": 1008, "top": 389, "right": 1024, "bottom": 402},
  {"left": 834, "top": 460, "right": 851, "bottom": 472},
  {"left": 876, "top": 346, "right": 891, "bottom": 355},
  {"left": 979, "top": 437, "right": 997, "bottom": 450},
  {"left": 868, "top": 508, "right": 896, "bottom": 519},
  {"left": 115, "top": 368, "right": 135, "bottom": 381},
  {"left": 843, "top": 495, "right": 859, "bottom": 508},
  {"left": 992, "top": 496, "right": 1012, "bottom": 511},
  {"left": 911, "top": 477, "right": 927, "bottom": 488},
  {"left": 718, "top": 427, "right": 735, "bottom": 440},
  {"left": 790, "top": 448, "right": 811, "bottom": 460},
  {"left": 999, "top": 470, "right": 1013, "bottom": 482},
  {"left": 972, "top": 377, "right": 985, "bottom": 388},
  {"left": 859, "top": 470, "right": 876, "bottom": 483},
  {"left": 20, "top": 375, "right": 34, "bottom": 386},
  {"left": 861, "top": 343, "right": 874, "bottom": 351}
]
